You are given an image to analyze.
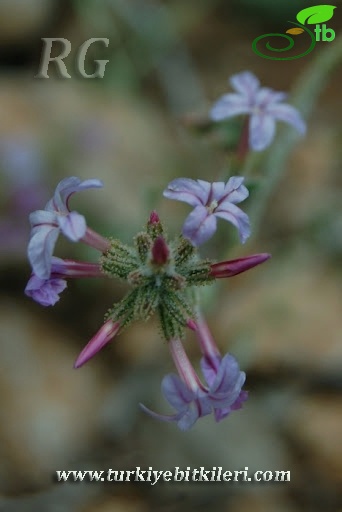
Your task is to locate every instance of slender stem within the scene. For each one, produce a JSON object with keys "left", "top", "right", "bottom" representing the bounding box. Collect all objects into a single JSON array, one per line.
[{"left": 236, "top": 117, "right": 250, "bottom": 163}]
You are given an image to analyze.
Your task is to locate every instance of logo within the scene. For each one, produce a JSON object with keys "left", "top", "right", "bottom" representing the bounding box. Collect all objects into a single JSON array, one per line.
[{"left": 252, "top": 4, "right": 336, "bottom": 60}]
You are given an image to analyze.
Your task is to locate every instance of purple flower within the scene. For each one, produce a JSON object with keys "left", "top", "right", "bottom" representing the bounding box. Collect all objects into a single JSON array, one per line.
[
  {"left": 210, "top": 71, "right": 306, "bottom": 151},
  {"left": 140, "top": 337, "right": 246, "bottom": 430},
  {"left": 163, "top": 177, "right": 250, "bottom": 246},
  {"left": 25, "top": 273, "right": 67, "bottom": 306},
  {"left": 25, "top": 256, "right": 104, "bottom": 306},
  {"left": 27, "top": 177, "right": 105, "bottom": 279}
]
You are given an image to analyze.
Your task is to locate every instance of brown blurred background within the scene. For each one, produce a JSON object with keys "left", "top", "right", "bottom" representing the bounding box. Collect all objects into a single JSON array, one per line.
[{"left": 0, "top": 1, "right": 341, "bottom": 511}]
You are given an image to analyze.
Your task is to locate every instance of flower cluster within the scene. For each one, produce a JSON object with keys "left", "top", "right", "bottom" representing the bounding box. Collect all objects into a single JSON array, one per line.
[{"left": 25, "top": 174, "right": 270, "bottom": 430}]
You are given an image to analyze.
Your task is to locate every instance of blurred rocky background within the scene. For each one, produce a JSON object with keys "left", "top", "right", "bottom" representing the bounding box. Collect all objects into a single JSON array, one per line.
[{"left": 0, "top": 0, "right": 341, "bottom": 511}]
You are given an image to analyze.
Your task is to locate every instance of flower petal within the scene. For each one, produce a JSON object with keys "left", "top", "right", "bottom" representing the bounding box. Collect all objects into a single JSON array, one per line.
[
  {"left": 214, "top": 389, "right": 249, "bottom": 422},
  {"left": 266, "top": 103, "right": 306, "bottom": 135},
  {"left": 45, "top": 177, "right": 103, "bottom": 213},
  {"left": 163, "top": 178, "right": 208, "bottom": 206},
  {"left": 182, "top": 205, "right": 217, "bottom": 246},
  {"left": 25, "top": 274, "right": 67, "bottom": 306},
  {"left": 27, "top": 223, "right": 60, "bottom": 279},
  {"left": 249, "top": 112, "right": 276, "bottom": 151},
  {"left": 161, "top": 374, "right": 195, "bottom": 411},
  {"left": 208, "top": 355, "right": 246, "bottom": 408},
  {"left": 57, "top": 211, "right": 87, "bottom": 241},
  {"left": 177, "top": 402, "right": 201, "bottom": 431},
  {"left": 221, "top": 176, "right": 249, "bottom": 204},
  {"left": 211, "top": 354, "right": 244, "bottom": 393},
  {"left": 210, "top": 93, "right": 251, "bottom": 121},
  {"left": 215, "top": 203, "right": 251, "bottom": 243},
  {"left": 229, "top": 71, "right": 260, "bottom": 98},
  {"left": 255, "top": 87, "right": 287, "bottom": 108},
  {"left": 201, "top": 354, "right": 222, "bottom": 387},
  {"left": 139, "top": 403, "right": 184, "bottom": 424}
]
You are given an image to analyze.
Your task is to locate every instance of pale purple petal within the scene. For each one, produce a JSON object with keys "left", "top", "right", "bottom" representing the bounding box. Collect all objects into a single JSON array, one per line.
[
  {"left": 211, "top": 354, "right": 244, "bottom": 395},
  {"left": 214, "top": 390, "right": 248, "bottom": 422},
  {"left": 182, "top": 205, "right": 217, "bottom": 246},
  {"left": 221, "top": 176, "right": 249, "bottom": 204},
  {"left": 229, "top": 71, "right": 260, "bottom": 98},
  {"left": 177, "top": 405, "right": 201, "bottom": 431},
  {"left": 249, "top": 112, "right": 276, "bottom": 151},
  {"left": 45, "top": 177, "right": 103, "bottom": 213},
  {"left": 139, "top": 403, "right": 183, "bottom": 424},
  {"left": 266, "top": 103, "right": 306, "bottom": 135},
  {"left": 208, "top": 181, "right": 226, "bottom": 202},
  {"left": 254, "top": 87, "right": 286, "bottom": 108},
  {"left": 29, "top": 209, "right": 58, "bottom": 228},
  {"left": 25, "top": 274, "right": 67, "bottom": 306},
  {"left": 163, "top": 178, "right": 208, "bottom": 206},
  {"left": 27, "top": 224, "right": 60, "bottom": 279},
  {"left": 57, "top": 211, "right": 87, "bottom": 241},
  {"left": 161, "top": 374, "right": 194, "bottom": 411},
  {"left": 214, "top": 203, "right": 251, "bottom": 243},
  {"left": 210, "top": 93, "right": 251, "bottom": 121},
  {"left": 201, "top": 354, "right": 222, "bottom": 387}
]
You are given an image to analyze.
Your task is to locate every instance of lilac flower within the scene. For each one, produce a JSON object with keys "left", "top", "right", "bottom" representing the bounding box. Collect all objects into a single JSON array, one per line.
[
  {"left": 27, "top": 177, "right": 109, "bottom": 280},
  {"left": 74, "top": 319, "right": 121, "bottom": 369},
  {"left": 25, "top": 256, "right": 104, "bottom": 306},
  {"left": 140, "top": 337, "right": 246, "bottom": 430},
  {"left": 163, "top": 177, "right": 250, "bottom": 246},
  {"left": 25, "top": 274, "right": 67, "bottom": 306},
  {"left": 210, "top": 71, "right": 306, "bottom": 151},
  {"left": 194, "top": 314, "right": 248, "bottom": 421}
]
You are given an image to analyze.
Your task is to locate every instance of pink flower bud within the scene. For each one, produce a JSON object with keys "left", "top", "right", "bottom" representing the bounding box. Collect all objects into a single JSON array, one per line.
[
  {"left": 151, "top": 236, "right": 169, "bottom": 265},
  {"left": 74, "top": 319, "right": 120, "bottom": 368},
  {"left": 210, "top": 253, "right": 271, "bottom": 278},
  {"left": 148, "top": 210, "right": 160, "bottom": 225}
]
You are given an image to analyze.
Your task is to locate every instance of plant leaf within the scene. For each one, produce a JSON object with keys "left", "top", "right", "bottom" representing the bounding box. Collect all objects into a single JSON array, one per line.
[
  {"left": 286, "top": 28, "right": 305, "bottom": 35},
  {"left": 296, "top": 5, "right": 336, "bottom": 25}
]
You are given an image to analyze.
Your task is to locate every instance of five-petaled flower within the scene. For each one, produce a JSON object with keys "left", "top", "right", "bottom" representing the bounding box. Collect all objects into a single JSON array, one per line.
[
  {"left": 163, "top": 177, "right": 250, "bottom": 246},
  {"left": 27, "top": 176, "right": 108, "bottom": 280},
  {"left": 210, "top": 70, "right": 306, "bottom": 151},
  {"left": 140, "top": 336, "right": 247, "bottom": 430}
]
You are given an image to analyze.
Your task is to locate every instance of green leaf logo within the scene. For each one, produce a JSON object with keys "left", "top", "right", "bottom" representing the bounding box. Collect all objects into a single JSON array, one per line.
[{"left": 296, "top": 5, "right": 336, "bottom": 25}]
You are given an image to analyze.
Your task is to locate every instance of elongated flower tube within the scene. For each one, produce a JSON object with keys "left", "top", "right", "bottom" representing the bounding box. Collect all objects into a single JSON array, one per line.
[{"left": 25, "top": 256, "right": 104, "bottom": 306}]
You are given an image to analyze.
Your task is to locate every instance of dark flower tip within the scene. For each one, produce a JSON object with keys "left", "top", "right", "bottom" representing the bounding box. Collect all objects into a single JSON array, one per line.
[
  {"left": 148, "top": 210, "right": 160, "bottom": 224},
  {"left": 151, "top": 236, "right": 169, "bottom": 265}
]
